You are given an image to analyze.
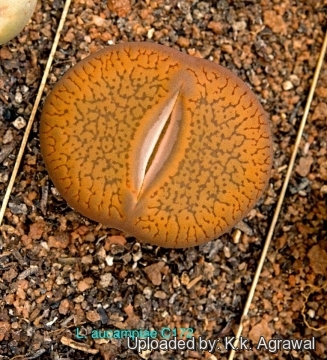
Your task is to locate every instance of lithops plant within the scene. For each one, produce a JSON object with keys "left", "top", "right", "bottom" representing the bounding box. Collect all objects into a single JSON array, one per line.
[
  {"left": 40, "top": 42, "right": 273, "bottom": 248},
  {"left": 0, "top": 0, "right": 37, "bottom": 45}
]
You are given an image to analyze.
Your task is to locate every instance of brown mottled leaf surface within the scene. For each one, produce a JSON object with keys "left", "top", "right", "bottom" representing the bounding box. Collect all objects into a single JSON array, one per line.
[{"left": 40, "top": 42, "right": 272, "bottom": 248}]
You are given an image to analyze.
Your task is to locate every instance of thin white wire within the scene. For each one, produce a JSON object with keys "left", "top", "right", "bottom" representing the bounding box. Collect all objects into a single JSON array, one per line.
[
  {"left": 228, "top": 28, "right": 327, "bottom": 360},
  {"left": 0, "top": 0, "right": 72, "bottom": 226}
]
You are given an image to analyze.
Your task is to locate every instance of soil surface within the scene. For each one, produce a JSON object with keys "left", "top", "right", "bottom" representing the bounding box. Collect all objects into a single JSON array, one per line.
[{"left": 0, "top": 1, "right": 326, "bottom": 359}]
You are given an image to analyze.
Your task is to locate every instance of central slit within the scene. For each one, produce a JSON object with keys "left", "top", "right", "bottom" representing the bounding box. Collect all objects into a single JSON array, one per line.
[
  {"left": 144, "top": 114, "right": 171, "bottom": 176},
  {"left": 135, "top": 90, "right": 181, "bottom": 198}
]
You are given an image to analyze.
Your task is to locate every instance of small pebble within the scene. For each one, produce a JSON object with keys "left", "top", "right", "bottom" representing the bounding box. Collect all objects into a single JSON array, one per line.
[
  {"left": 21, "top": 85, "right": 29, "bottom": 94},
  {"left": 307, "top": 309, "right": 315, "bottom": 318},
  {"left": 235, "top": 221, "right": 254, "bottom": 236},
  {"left": 289, "top": 74, "right": 300, "bottom": 86},
  {"left": 105, "top": 255, "right": 114, "bottom": 266},
  {"left": 223, "top": 246, "right": 231, "bottom": 258},
  {"left": 143, "top": 286, "right": 152, "bottom": 299},
  {"left": 295, "top": 156, "right": 313, "bottom": 177},
  {"left": 99, "top": 273, "right": 112, "bottom": 288},
  {"left": 178, "top": 1, "right": 190, "bottom": 14},
  {"left": 8, "top": 202, "right": 28, "bottom": 214},
  {"left": 147, "top": 28, "right": 155, "bottom": 39},
  {"left": 0, "top": 173, "right": 9, "bottom": 183},
  {"left": 15, "top": 92, "right": 23, "bottom": 103},
  {"left": 139, "top": 349, "right": 151, "bottom": 360},
  {"left": 232, "top": 20, "right": 247, "bottom": 31},
  {"left": 180, "top": 272, "right": 190, "bottom": 285},
  {"left": 282, "top": 80, "right": 294, "bottom": 91},
  {"left": 12, "top": 116, "right": 26, "bottom": 129},
  {"left": 154, "top": 290, "right": 166, "bottom": 299},
  {"left": 3, "top": 129, "right": 13, "bottom": 144}
]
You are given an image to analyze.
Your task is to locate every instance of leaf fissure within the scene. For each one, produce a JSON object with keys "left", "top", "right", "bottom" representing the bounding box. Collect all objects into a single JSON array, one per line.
[{"left": 136, "top": 90, "right": 181, "bottom": 198}]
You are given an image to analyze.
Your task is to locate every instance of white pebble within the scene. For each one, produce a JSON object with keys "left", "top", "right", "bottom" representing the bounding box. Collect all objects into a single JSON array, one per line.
[
  {"left": 233, "top": 20, "right": 247, "bottom": 31},
  {"left": 307, "top": 309, "right": 315, "bottom": 318},
  {"left": 143, "top": 286, "right": 152, "bottom": 299},
  {"left": 13, "top": 116, "right": 26, "bottom": 129},
  {"left": 105, "top": 255, "right": 114, "bottom": 266},
  {"left": 21, "top": 85, "right": 29, "bottom": 94},
  {"left": 282, "top": 80, "right": 294, "bottom": 91},
  {"left": 15, "top": 92, "right": 23, "bottom": 103},
  {"left": 147, "top": 28, "right": 155, "bottom": 39},
  {"left": 223, "top": 246, "right": 231, "bottom": 258},
  {"left": 289, "top": 74, "right": 300, "bottom": 86}
]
